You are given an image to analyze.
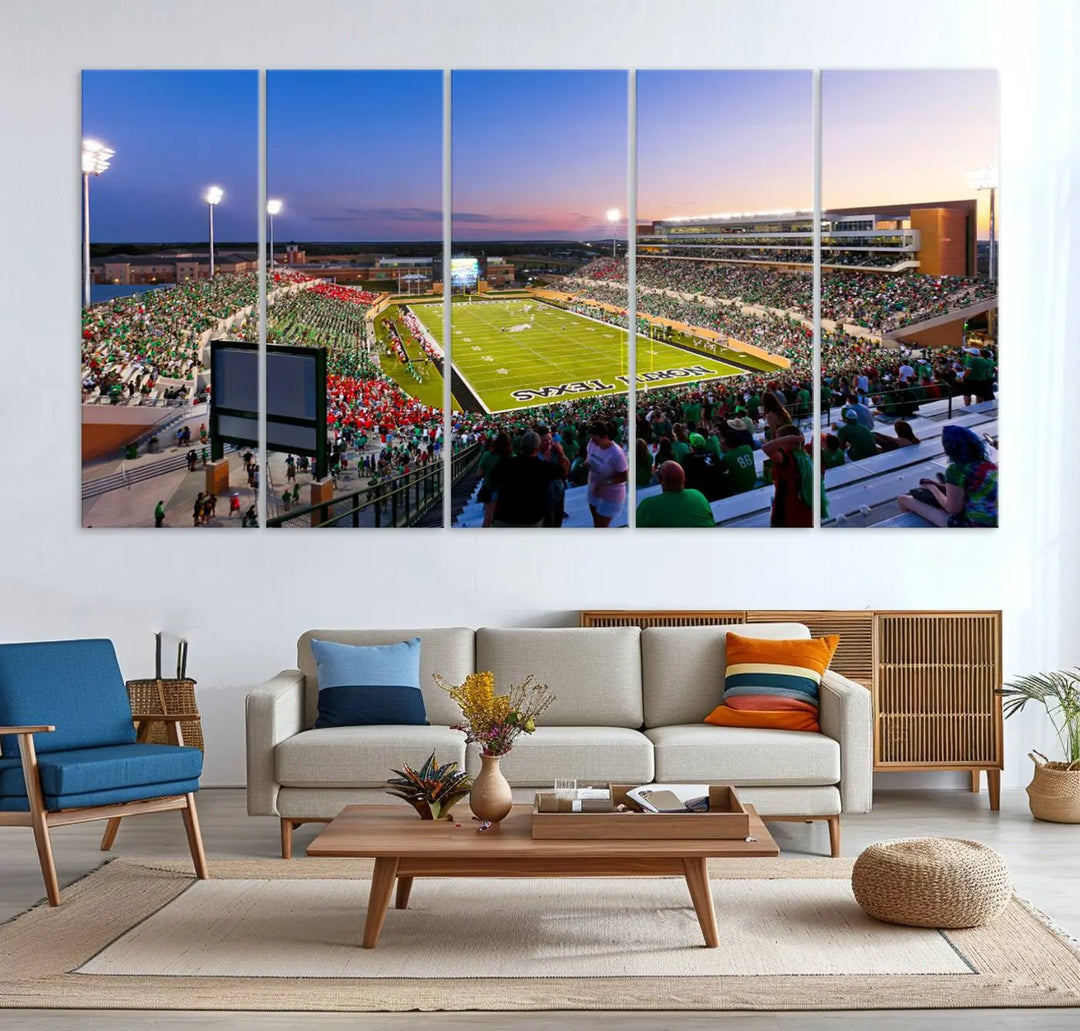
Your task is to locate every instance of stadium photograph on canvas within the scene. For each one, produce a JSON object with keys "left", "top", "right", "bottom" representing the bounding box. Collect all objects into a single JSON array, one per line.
[
  {"left": 80, "top": 70, "right": 258, "bottom": 529},
  {"left": 632, "top": 70, "right": 814, "bottom": 529},
  {"left": 447, "top": 70, "right": 630, "bottom": 528},
  {"left": 265, "top": 70, "right": 445, "bottom": 528},
  {"left": 821, "top": 70, "right": 999, "bottom": 529}
]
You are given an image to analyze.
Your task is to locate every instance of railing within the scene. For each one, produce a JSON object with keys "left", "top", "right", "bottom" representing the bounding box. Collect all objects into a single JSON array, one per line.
[
  {"left": 82, "top": 394, "right": 191, "bottom": 409},
  {"left": 267, "top": 440, "right": 484, "bottom": 528},
  {"left": 819, "top": 380, "right": 971, "bottom": 427}
]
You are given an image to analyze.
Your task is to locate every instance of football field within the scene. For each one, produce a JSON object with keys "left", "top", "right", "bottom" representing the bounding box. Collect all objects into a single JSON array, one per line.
[{"left": 409, "top": 299, "right": 744, "bottom": 413}]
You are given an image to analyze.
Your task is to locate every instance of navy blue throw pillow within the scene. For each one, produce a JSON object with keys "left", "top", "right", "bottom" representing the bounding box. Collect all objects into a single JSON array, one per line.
[{"left": 311, "top": 638, "right": 428, "bottom": 728}]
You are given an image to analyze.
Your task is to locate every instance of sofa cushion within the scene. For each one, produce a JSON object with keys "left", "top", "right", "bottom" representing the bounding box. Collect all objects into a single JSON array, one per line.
[
  {"left": 641, "top": 623, "right": 810, "bottom": 728},
  {"left": 645, "top": 724, "right": 840, "bottom": 785},
  {"left": 276, "top": 725, "right": 467, "bottom": 788},
  {"left": 0, "top": 639, "right": 137, "bottom": 757},
  {"left": 467, "top": 727, "right": 654, "bottom": 786},
  {"left": 310, "top": 637, "right": 427, "bottom": 729},
  {"left": 298, "top": 629, "right": 473, "bottom": 730},
  {"left": 476, "top": 627, "right": 642, "bottom": 728},
  {"left": 705, "top": 633, "right": 839, "bottom": 733}
]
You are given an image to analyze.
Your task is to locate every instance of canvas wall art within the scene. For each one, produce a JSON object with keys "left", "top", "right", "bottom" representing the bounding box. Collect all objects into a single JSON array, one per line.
[
  {"left": 81, "top": 70, "right": 259, "bottom": 529},
  {"left": 821, "top": 70, "right": 999, "bottom": 529},
  {"left": 632, "top": 70, "right": 814, "bottom": 528},
  {"left": 78, "top": 68, "right": 998, "bottom": 532},
  {"left": 449, "top": 70, "right": 630, "bottom": 528},
  {"left": 265, "top": 70, "right": 445, "bottom": 528}
]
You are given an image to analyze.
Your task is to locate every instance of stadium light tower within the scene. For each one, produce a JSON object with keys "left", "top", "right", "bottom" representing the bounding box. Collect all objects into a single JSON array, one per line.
[
  {"left": 267, "top": 198, "right": 283, "bottom": 272},
  {"left": 606, "top": 208, "right": 621, "bottom": 258},
  {"left": 81, "top": 138, "right": 114, "bottom": 308},
  {"left": 205, "top": 186, "right": 224, "bottom": 277},
  {"left": 967, "top": 168, "right": 997, "bottom": 282}
]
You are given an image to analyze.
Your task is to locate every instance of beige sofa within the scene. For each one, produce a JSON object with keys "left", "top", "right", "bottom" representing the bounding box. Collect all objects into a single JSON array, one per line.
[{"left": 246, "top": 624, "right": 872, "bottom": 857}]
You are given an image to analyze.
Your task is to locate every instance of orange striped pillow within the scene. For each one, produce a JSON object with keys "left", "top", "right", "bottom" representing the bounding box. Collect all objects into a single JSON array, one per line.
[{"left": 704, "top": 633, "right": 839, "bottom": 733}]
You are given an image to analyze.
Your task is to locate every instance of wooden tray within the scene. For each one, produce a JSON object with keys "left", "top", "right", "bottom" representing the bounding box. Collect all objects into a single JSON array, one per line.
[{"left": 531, "top": 784, "right": 750, "bottom": 840}]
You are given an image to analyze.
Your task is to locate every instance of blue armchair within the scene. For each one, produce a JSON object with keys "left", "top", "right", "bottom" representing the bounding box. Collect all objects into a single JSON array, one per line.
[{"left": 0, "top": 639, "right": 208, "bottom": 905}]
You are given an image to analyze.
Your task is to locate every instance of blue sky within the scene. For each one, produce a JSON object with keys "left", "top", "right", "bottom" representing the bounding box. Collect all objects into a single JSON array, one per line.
[
  {"left": 82, "top": 70, "right": 257, "bottom": 242},
  {"left": 268, "top": 70, "right": 442, "bottom": 242},
  {"left": 82, "top": 68, "right": 998, "bottom": 243},
  {"left": 451, "top": 70, "right": 627, "bottom": 240}
]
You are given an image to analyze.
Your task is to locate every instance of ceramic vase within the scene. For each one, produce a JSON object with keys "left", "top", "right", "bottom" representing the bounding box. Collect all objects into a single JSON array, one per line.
[{"left": 469, "top": 753, "right": 513, "bottom": 823}]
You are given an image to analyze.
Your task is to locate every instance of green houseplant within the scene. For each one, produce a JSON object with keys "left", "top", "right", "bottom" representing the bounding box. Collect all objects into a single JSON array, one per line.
[
  {"left": 385, "top": 752, "right": 472, "bottom": 820},
  {"left": 999, "top": 668, "right": 1080, "bottom": 823}
]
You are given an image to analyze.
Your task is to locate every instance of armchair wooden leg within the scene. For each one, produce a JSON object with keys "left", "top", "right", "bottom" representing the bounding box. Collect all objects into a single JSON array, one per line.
[
  {"left": 827, "top": 816, "right": 841, "bottom": 858},
  {"left": 181, "top": 793, "right": 209, "bottom": 880},
  {"left": 16, "top": 730, "right": 61, "bottom": 906},
  {"left": 281, "top": 818, "right": 294, "bottom": 860},
  {"left": 100, "top": 816, "right": 122, "bottom": 852},
  {"left": 31, "top": 810, "right": 61, "bottom": 907}
]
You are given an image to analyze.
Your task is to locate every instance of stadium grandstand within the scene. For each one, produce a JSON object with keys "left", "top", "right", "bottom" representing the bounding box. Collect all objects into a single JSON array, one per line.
[{"left": 639, "top": 199, "right": 979, "bottom": 276}]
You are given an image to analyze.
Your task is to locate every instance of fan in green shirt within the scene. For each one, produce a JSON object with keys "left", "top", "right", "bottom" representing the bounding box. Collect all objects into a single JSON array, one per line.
[
  {"left": 636, "top": 461, "right": 715, "bottom": 527},
  {"left": 716, "top": 433, "right": 758, "bottom": 496},
  {"left": 837, "top": 408, "right": 878, "bottom": 460}
]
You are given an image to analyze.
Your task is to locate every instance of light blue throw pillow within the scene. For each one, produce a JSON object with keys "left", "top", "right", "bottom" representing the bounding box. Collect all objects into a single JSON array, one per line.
[{"left": 310, "top": 637, "right": 427, "bottom": 728}]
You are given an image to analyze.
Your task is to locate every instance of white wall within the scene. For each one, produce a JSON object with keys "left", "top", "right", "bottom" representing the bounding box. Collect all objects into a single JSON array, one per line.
[{"left": 1, "top": 0, "right": 1077, "bottom": 790}]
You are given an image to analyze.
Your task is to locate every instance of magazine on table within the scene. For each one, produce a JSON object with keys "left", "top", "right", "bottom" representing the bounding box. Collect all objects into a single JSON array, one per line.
[{"left": 626, "top": 784, "right": 710, "bottom": 813}]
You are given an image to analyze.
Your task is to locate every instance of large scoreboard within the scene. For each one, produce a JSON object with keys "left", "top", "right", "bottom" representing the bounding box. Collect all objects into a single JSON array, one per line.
[{"left": 449, "top": 256, "right": 484, "bottom": 291}]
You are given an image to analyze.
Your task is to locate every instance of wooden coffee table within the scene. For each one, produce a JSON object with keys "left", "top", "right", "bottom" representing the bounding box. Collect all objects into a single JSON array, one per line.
[{"left": 307, "top": 803, "right": 779, "bottom": 949}]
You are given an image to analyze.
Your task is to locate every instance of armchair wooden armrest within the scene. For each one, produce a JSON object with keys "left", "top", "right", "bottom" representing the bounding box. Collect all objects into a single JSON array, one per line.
[{"left": 0, "top": 725, "right": 56, "bottom": 735}]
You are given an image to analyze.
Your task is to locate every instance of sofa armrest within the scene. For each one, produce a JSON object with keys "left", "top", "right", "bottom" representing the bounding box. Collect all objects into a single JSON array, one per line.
[
  {"left": 245, "top": 669, "right": 305, "bottom": 816},
  {"left": 819, "top": 668, "right": 873, "bottom": 813}
]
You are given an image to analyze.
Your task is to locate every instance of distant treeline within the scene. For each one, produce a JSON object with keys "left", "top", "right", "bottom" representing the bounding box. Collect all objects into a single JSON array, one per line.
[{"left": 90, "top": 240, "right": 600, "bottom": 260}]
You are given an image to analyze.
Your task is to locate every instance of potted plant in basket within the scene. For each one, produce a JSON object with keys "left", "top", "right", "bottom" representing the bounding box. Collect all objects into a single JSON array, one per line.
[
  {"left": 434, "top": 671, "right": 554, "bottom": 824},
  {"left": 999, "top": 668, "right": 1080, "bottom": 823}
]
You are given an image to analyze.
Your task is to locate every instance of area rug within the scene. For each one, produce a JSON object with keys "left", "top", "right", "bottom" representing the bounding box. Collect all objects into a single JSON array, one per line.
[{"left": 2, "top": 857, "right": 1079, "bottom": 1011}]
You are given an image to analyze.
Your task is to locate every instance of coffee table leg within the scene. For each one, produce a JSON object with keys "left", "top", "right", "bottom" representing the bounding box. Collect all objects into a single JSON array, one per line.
[
  {"left": 682, "top": 857, "right": 719, "bottom": 948},
  {"left": 395, "top": 876, "right": 414, "bottom": 910},
  {"left": 362, "top": 857, "right": 399, "bottom": 949}
]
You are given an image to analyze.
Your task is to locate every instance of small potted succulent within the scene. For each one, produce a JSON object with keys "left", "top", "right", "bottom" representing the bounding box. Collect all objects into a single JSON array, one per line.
[
  {"left": 999, "top": 668, "right": 1080, "bottom": 823},
  {"left": 385, "top": 751, "right": 472, "bottom": 820}
]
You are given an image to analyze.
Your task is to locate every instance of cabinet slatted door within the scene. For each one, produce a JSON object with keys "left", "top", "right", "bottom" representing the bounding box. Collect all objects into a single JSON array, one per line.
[
  {"left": 579, "top": 611, "right": 746, "bottom": 628},
  {"left": 746, "top": 611, "right": 875, "bottom": 690},
  {"left": 874, "top": 612, "right": 1002, "bottom": 769}
]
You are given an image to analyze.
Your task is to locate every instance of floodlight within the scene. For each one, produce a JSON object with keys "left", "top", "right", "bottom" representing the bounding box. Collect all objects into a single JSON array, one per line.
[{"left": 82, "top": 138, "right": 114, "bottom": 176}]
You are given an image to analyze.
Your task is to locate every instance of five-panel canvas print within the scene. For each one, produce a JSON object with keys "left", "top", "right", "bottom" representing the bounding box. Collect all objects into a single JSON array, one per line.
[{"left": 81, "top": 69, "right": 998, "bottom": 530}]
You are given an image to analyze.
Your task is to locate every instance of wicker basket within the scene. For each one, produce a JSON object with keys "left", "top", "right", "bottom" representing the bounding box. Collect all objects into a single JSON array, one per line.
[
  {"left": 851, "top": 837, "right": 1012, "bottom": 928},
  {"left": 1026, "top": 750, "right": 1080, "bottom": 823},
  {"left": 125, "top": 678, "right": 203, "bottom": 751}
]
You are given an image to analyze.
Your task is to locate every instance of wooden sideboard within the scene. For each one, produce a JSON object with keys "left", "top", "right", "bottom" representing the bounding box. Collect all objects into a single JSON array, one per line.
[{"left": 580, "top": 609, "right": 1003, "bottom": 809}]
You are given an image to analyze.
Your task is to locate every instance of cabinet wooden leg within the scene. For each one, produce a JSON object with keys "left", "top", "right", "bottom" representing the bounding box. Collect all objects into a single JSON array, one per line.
[
  {"left": 970, "top": 769, "right": 980, "bottom": 793},
  {"left": 987, "top": 769, "right": 1001, "bottom": 811}
]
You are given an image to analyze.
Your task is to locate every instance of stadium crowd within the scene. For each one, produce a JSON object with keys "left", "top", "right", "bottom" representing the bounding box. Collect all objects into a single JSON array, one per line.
[
  {"left": 573, "top": 256, "right": 995, "bottom": 334},
  {"left": 81, "top": 272, "right": 259, "bottom": 401}
]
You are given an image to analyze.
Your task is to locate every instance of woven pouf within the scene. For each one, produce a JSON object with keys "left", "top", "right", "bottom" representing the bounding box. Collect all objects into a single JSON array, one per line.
[{"left": 851, "top": 837, "right": 1012, "bottom": 928}]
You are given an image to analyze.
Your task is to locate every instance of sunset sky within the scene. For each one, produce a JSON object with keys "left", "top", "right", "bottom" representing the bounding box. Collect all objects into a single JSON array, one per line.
[{"left": 82, "top": 68, "right": 998, "bottom": 243}]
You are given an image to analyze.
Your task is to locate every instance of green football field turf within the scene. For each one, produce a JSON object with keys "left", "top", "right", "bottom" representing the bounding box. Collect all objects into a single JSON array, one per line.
[{"left": 408, "top": 299, "right": 744, "bottom": 413}]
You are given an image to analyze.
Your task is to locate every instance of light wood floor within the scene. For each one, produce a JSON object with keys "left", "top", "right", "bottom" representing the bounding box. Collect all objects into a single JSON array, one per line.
[{"left": 1, "top": 787, "right": 1077, "bottom": 1029}]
